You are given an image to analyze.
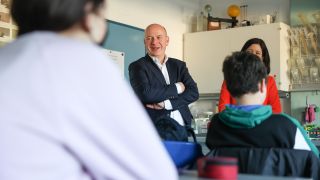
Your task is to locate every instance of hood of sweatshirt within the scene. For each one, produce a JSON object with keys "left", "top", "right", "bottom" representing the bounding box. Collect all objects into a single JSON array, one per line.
[{"left": 219, "top": 105, "right": 273, "bottom": 128}]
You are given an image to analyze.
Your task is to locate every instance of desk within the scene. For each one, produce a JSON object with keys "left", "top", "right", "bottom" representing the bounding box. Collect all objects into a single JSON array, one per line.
[
  {"left": 194, "top": 136, "right": 320, "bottom": 154},
  {"left": 179, "top": 170, "right": 312, "bottom": 180}
]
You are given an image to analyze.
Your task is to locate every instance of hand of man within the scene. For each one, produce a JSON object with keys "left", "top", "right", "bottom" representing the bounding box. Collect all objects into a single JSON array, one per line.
[
  {"left": 177, "top": 82, "right": 185, "bottom": 93},
  {"left": 146, "top": 102, "right": 165, "bottom": 110}
]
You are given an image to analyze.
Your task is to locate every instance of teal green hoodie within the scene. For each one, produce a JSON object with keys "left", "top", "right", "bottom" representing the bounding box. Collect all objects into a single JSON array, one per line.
[
  {"left": 219, "top": 105, "right": 272, "bottom": 128},
  {"left": 218, "top": 105, "right": 319, "bottom": 157}
]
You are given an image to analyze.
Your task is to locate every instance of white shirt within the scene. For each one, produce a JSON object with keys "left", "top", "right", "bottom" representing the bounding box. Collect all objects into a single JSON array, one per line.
[
  {"left": 150, "top": 56, "right": 185, "bottom": 126},
  {"left": 0, "top": 32, "right": 178, "bottom": 180}
]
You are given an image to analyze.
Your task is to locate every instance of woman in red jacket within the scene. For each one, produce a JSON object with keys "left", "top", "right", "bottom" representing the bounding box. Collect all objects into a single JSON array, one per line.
[{"left": 218, "top": 38, "right": 282, "bottom": 113}]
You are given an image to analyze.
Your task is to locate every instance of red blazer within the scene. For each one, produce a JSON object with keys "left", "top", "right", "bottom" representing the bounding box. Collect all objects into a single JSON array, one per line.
[{"left": 218, "top": 76, "right": 282, "bottom": 113}]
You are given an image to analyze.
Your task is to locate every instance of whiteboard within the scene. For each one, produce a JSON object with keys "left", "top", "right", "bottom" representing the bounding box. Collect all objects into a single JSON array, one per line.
[
  {"left": 102, "top": 20, "right": 145, "bottom": 80},
  {"left": 103, "top": 49, "right": 125, "bottom": 78}
]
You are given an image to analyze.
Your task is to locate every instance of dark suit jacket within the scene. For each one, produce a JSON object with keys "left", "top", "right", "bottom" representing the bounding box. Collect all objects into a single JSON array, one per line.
[{"left": 129, "top": 54, "right": 199, "bottom": 126}]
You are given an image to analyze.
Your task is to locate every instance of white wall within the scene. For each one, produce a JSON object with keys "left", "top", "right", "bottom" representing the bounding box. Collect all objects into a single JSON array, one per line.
[
  {"left": 104, "top": 0, "right": 290, "bottom": 59},
  {"left": 105, "top": 0, "right": 199, "bottom": 59}
]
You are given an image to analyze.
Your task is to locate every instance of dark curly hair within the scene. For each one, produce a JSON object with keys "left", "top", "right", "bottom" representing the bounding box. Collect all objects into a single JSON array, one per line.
[
  {"left": 223, "top": 51, "right": 267, "bottom": 98},
  {"left": 241, "top": 38, "right": 270, "bottom": 74},
  {"left": 11, "top": 0, "right": 105, "bottom": 36}
]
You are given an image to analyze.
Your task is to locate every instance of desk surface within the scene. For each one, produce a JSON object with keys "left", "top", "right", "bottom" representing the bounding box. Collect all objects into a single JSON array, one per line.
[
  {"left": 179, "top": 170, "right": 312, "bottom": 180},
  {"left": 195, "top": 137, "right": 320, "bottom": 153}
]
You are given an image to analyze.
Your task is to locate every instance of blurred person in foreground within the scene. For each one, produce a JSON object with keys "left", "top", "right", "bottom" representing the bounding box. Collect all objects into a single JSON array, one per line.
[{"left": 0, "top": 0, "right": 178, "bottom": 179}]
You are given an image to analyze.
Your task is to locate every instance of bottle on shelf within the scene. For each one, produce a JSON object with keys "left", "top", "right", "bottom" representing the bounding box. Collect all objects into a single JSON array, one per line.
[{"left": 197, "top": 11, "right": 205, "bottom": 32}]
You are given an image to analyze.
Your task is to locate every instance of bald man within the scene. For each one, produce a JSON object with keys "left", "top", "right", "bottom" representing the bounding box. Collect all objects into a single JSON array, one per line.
[{"left": 129, "top": 24, "right": 199, "bottom": 141}]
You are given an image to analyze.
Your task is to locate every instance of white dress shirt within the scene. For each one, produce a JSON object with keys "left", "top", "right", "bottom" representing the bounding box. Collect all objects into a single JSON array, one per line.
[
  {"left": 0, "top": 32, "right": 178, "bottom": 180},
  {"left": 150, "top": 55, "right": 185, "bottom": 126}
]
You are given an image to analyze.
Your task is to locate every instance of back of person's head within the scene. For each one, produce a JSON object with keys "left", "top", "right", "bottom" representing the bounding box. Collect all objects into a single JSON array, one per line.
[
  {"left": 223, "top": 51, "right": 267, "bottom": 98},
  {"left": 240, "top": 38, "right": 270, "bottom": 74},
  {"left": 11, "top": 0, "right": 105, "bottom": 36}
]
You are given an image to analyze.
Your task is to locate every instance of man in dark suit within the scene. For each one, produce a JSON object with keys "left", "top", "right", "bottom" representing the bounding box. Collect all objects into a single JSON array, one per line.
[{"left": 129, "top": 23, "right": 199, "bottom": 130}]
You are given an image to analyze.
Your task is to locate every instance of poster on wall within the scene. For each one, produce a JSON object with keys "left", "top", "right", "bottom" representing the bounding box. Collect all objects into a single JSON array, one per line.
[
  {"left": 0, "top": 0, "right": 18, "bottom": 47},
  {"left": 290, "top": 0, "right": 320, "bottom": 26},
  {"left": 102, "top": 49, "right": 125, "bottom": 78}
]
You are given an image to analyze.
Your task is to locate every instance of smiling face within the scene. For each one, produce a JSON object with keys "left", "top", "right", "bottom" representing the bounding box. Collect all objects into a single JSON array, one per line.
[
  {"left": 144, "top": 24, "right": 169, "bottom": 62},
  {"left": 245, "top": 44, "right": 263, "bottom": 60}
]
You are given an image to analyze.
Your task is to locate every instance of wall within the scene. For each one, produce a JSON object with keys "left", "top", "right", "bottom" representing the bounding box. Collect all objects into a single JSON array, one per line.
[
  {"left": 102, "top": 21, "right": 145, "bottom": 80},
  {"left": 291, "top": 91, "right": 320, "bottom": 123},
  {"left": 105, "top": 0, "right": 199, "bottom": 60},
  {"left": 290, "top": 0, "right": 320, "bottom": 25},
  {"left": 105, "top": 0, "right": 290, "bottom": 60}
]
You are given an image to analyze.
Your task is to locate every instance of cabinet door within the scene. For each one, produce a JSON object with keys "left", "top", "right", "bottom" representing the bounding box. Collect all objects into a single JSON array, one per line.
[{"left": 184, "top": 30, "right": 232, "bottom": 94}]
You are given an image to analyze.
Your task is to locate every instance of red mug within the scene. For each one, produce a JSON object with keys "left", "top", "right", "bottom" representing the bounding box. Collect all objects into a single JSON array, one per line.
[{"left": 197, "top": 157, "right": 238, "bottom": 180}]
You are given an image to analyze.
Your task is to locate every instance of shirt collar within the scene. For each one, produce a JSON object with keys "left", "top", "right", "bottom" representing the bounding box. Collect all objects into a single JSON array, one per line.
[
  {"left": 148, "top": 54, "right": 168, "bottom": 65},
  {"left": 226, "top": 104, "right": 263, "bottom": 112}
]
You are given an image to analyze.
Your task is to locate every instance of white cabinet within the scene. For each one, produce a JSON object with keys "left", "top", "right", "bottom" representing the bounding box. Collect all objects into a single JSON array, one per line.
[{"left": 183, "top": 22, "right": 290, "bottom": 93}]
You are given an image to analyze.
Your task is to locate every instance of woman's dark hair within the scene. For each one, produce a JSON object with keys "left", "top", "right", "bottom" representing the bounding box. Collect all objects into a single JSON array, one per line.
[
  {"left": 240, "top": 38, "right": 270, "bottom": 74},
  {"left": 223, "top": 51, "right": 267, "bottom": 98},
  {"left": 11, "top": 0, "right": 105, "bottom": 36}
]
